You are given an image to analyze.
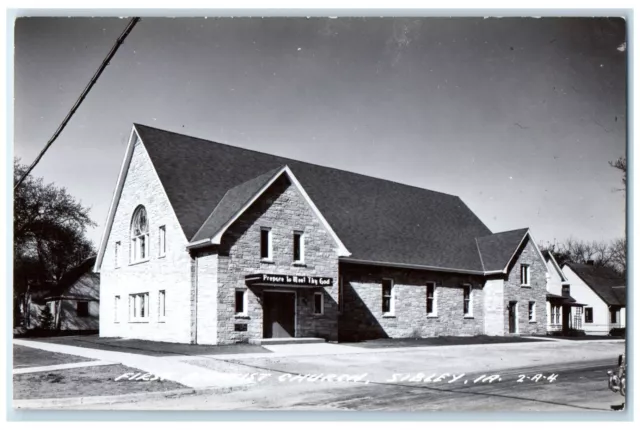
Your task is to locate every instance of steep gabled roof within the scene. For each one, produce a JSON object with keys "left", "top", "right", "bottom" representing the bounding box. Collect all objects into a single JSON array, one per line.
[
  {"left": 542, "top": 250, "right": 569, "bottom": 283},
  {"left": 564, "top": 262, "right": 626, "bottom": 306},
  {"left": 190, "top": 166, "right": 284, "bottom": 244},
  {"left": 134, "top": 124, "right": 495, "bottom": 272},
  {"left": 476, "top": 228, "right": 529, "bottom": 272}
]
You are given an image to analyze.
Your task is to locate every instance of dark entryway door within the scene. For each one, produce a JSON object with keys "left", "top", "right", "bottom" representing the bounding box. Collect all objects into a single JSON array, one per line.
[
  {"left": 263, "top": 291, "right": 296, "bottom": 338},
  {"left": 508, "top": 301, "right": 517, "bottom": 334}
]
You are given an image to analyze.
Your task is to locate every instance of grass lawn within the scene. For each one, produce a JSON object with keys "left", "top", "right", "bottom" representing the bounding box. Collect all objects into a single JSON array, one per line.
[
  {"left": 13, "top": 363, "right": 185, "bottom": 400},
  {"left": 342, "top": 335, "right": 550, "bottom": 348},
  {"left": 30, "top": 334, "right": 270, "bottom": 357},
  {"left": 13, "top": 344, "right": 96, "bottom": 369}
]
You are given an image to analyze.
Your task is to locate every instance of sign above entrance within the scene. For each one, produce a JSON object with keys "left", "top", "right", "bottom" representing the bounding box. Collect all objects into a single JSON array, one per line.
[{"left": 245, "top": 273, "right": 334, "bottom": 287}]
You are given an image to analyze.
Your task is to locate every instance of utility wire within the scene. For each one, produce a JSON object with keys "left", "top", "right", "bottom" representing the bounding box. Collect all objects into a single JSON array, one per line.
[{"left": 14, "top": 17, "right": 141, "bottom": 190}]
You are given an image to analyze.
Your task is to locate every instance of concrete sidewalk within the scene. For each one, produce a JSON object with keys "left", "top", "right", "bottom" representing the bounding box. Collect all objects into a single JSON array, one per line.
[{"left": 13, "top": 339, "right": 251, "bottom": 390}]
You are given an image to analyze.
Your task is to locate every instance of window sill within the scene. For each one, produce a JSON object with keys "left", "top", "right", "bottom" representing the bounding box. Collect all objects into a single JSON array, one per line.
[
  {"left": 382, "top": 314, "right": 396, "bottom": 319},
  {"left": 129, "top": 259, "right": 150, "bottom": 267},
  {"left": 158, "top": 254, "right": 166, "bottom": 259},
  {"left": 260, "top": 259, "right": 275, "bottom": 264},
  {"left": 464, "top": 316, "right": 474, "bottom": 319},
  {"left": 129, "top": 320, "right": 150, "bottom": 323},
  {"left": 292, "top": 262, "right": 307, "bottom": 267},
  {"left": 427, "top": 314, "right": 439, "bottom": 318},
  {"left": 313, "top": 313, "right": 324, "bottom": 317},
  {"left": 529, "top": 321, "right": 537, "bottom": 324},
  {"left": 235, "top": 314, "right": 250, "bottom": 319},
  {"left": 521, "top": 284, "right": 531, "bottom": 288}
]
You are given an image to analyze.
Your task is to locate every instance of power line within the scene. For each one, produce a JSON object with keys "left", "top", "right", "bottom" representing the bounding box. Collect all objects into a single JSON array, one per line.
[{"left": 14, "top": 17, "right": 141, "bottom": 190}]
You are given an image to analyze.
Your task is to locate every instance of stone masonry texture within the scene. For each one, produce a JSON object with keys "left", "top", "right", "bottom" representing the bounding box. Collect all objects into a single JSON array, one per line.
[
  {"left": 215, "top": 175, "right": 341, "bottom": 344},
  {"left": 100, "top": 135, "right": 548, "bottom": 345},
  {"left": 339, "top": 264, "right": 486, "bottom": 341},
  {"left": 502, "top": 237, "right": 548, "bottom": 335}
]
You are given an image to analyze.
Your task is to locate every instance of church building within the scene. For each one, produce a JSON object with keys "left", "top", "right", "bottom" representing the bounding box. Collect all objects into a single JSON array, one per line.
[{"left": 95, "top": 124, "right": 549, "bottom": 344}]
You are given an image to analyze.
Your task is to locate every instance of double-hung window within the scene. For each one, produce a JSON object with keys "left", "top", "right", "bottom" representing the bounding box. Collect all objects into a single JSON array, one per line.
[
  {"left": 382, "top": 279, "right": 394, "bottom": 315},
  {"left": 585, "top": 307, "right": 593, "bottom": 323},
  {"left": 426, "top": 282, "right": 437, "bottom": 316},
  {"left": 528, "top": 301, "right": 536, "bottom": 322},
  {"left": 158, "top": 226, "right": 166, "bottom": 257},
  {"left": 463, "top": 284, "right": 473, "bottom": 317},
  {"left": 235, "top": 289, "right": 247, "bottom": 316},
  {"left": 520, "top": 264, "right": 530, "bottom": 286},
  {"left": 158, "top": 290, "right": 166, "bottom": 321},
  {"left": 260, "top": 228, "right": 272, "bottom": 260},
  {"left": 115, "top": 241, "right": 121, "bottom": 268},
  {"left": 129, "top": 293, "right": 149, "bottom": 322},
  {"left": 114, "top": 295, "right": 120, "bottom": 323},
  {"left": 293, "top": 231, "right": 304, "bottom": 263}
]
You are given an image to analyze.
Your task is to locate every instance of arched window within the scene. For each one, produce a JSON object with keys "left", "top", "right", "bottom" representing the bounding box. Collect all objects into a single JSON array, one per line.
[{"left": 130, "top": 205, "right": 149, "bottom": 262}]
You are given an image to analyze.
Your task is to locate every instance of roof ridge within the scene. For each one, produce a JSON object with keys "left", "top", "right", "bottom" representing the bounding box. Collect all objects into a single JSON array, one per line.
[
  {"left": 475, "top": 237, "right": 486, "bottom": 272},
  {"left": 188, "top": 165, "right": 285, "bottom": 242},
  {"left": 476, "top": 227, "right": 529, "bottom": 239},
  {"left": 133, "top": 123, "right": 461, "bottom": 199}
]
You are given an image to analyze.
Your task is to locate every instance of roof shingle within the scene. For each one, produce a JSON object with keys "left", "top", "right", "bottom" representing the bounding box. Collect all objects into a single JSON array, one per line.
[
  {"left": 476, "top": 228, "right": 529, "bottom": 272},
  {"left": 134, "top": 124, "right": 503, "bottom": 271},
  {"left": 565, "top": 262, "right": 626, "bottom": 306}
]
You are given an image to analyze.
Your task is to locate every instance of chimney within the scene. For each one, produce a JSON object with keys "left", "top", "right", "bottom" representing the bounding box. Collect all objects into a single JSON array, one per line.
[{"left": 586, "top": 260, "right": 595, "bottom": 266}]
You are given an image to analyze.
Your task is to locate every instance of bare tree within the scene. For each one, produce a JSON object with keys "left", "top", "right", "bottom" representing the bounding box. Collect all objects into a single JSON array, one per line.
[{"left": 609, "top": 156, "right": 626, "bottom": 192}]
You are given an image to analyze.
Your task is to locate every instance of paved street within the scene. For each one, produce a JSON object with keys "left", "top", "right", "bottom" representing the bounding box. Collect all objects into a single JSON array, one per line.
[
  {"left": 82, "top": 359, "right": 625, "bottom": 411},
  {"left": 25, "top": 338, "right": 624, "bottom": 412}
]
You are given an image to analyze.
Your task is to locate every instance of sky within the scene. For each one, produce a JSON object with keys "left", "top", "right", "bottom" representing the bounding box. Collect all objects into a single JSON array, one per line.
[{"left": 13, "top": 17, "right": 627, "bottom": 249}]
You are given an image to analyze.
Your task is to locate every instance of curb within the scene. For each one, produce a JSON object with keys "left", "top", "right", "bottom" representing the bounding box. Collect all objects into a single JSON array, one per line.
[{"left": 12, "top": 383, "right": 251, "bottom": 409}]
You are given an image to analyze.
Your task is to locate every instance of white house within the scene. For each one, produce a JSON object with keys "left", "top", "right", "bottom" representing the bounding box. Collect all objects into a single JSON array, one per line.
[
  {"left": 543, "top": 251, "right": 585, "bottom": 334},
  {"left": 561, "top": 262, "right": 626, "bottom": 335}
]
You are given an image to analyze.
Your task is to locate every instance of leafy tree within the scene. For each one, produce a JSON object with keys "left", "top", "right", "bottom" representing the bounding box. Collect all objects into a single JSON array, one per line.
[{"left": 14, "top": 159, "right": 96, "bottom": 326}]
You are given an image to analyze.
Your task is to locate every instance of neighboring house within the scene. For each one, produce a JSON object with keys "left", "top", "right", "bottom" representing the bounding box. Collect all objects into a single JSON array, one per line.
[
  {"left": 19, "top": 257, "right": 100, "bottom": 333},
  {"left": 562, "top": 262, "right": 626, "bottom": 335},
  {"left": 543, "top": 251, "right": 585, "bottom": 334},
  {"left": 45, "top": 256, "right": 100, "bottom": 332},
  {"left": 95, "top": 124, "right": 549, "bottom": 345}
]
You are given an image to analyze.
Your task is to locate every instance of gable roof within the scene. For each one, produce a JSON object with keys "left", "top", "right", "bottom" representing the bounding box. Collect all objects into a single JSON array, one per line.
[
  {"left": 134, "top": 124, "right": 494, "bottom": 272},
  {"left": 476, "top": 228, "right": 529, "bottom": 272},
  {"left": 190, "top": 166, "right": 284, "bottom": 244},
  {"left": 95, "top": 124, "right": 544, "bottom": 274},
  {"left": 564, "top": 262, "right": 626, "bottom": 306},
  {"left": 542, "top": 250, "right": 569, "bottom": 283}
]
